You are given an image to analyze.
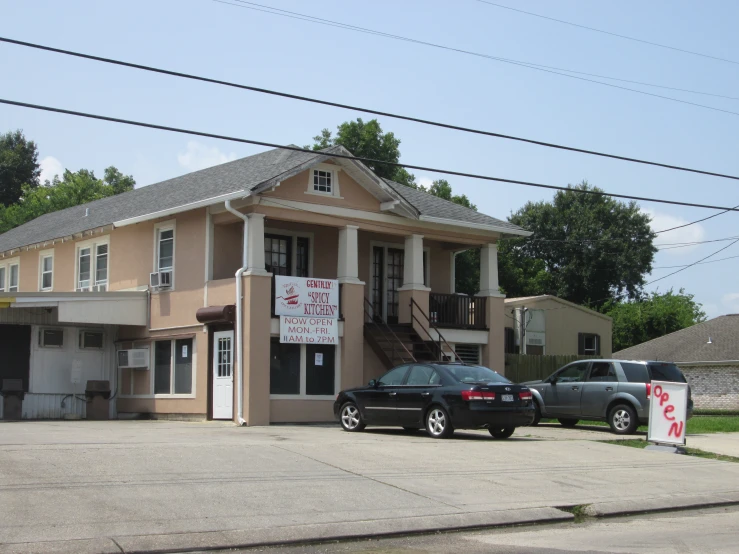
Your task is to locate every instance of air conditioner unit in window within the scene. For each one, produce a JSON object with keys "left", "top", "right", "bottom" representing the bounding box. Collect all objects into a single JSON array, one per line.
[
  {"left": 93, "top": 284, "right": 107, "bottom": 292},
  {"left": 117, "top": 348, "right": 149, "bottom": 369},
  {"left": 150, "top": 270, "right": 172, "bottom": 289}
]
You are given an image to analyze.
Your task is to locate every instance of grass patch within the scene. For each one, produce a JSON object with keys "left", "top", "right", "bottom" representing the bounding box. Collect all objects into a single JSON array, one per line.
[
  {"left": 601, "top": 438, "right": 739, "bottom": 463},
  {"left": 542, "top": 416, "right": 739, "bottom": 434},
  {"left": 559, "top": 504, "right": 590, "bottom": 523}
]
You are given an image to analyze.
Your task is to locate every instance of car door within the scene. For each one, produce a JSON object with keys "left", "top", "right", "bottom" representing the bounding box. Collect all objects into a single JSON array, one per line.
[
  {"left": 580, "top": 361, "right": 618, "bottom": 418},
  {"left": 545, "top": 362, "right": 589, "bottom": 416},
  {"left": 394, "top": 364, "right": 439, "bottom": 426},
  {"left": 360, "top": 365, "right": 409, "bottom": 424}
]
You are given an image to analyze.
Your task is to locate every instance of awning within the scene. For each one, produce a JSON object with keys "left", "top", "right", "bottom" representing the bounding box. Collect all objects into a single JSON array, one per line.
[{"left": 0, "top": 292, "right": 148, "bottom": 326}]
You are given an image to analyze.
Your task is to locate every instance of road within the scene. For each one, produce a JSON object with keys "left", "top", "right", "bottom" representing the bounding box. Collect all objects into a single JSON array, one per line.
[{"left": 232, "top": 505, "right": 739, "bottom": 554}]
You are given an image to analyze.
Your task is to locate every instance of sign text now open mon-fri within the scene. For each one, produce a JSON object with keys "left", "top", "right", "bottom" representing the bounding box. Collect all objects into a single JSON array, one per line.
[{"left": 274, "top": 276, "right": 339, "bottom": 344}]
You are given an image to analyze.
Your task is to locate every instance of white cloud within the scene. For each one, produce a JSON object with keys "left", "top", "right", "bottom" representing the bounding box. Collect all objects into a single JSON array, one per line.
[
  {"left": 39, "top": 156, "right": 64, "bottom": 184},
  {"left": 644, "top": 209, "right": 706, "bottom": 256},
  {"left": 721, "top": 293, "right": 739, "bottom": 314},
  {"left": 177, "top": 141, "right": 237, "bottom": 172},
  {"left": 417, "top": 176, "right": 434, "bottom": 189}
]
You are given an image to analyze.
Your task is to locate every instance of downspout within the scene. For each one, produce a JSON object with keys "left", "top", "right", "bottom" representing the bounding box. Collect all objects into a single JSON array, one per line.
[{"left": 224, "top": 200, "right": 248, "bottom": 426}]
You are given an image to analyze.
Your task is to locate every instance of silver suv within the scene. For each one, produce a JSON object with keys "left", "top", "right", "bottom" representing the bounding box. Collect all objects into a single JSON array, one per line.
[{"left": 522, "top": 359, "right": 693, "bottom": 434}]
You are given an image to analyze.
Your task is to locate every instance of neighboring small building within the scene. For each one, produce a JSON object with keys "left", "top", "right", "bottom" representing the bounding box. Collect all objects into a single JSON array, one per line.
[
  {"left": 613, "top": 315, "right": 739, "bottom": 410},
  {"left": 504, "top": 295, "right": 613, "bottom": 357}
]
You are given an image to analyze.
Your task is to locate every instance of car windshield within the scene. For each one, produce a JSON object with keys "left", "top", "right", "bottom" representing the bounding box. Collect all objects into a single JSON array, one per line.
[
  {"left": 648, "top": 362, "right": 687, "bottom": 383},
  {"left": 441, "top": 365, "right": 510, "bottom": 384}
]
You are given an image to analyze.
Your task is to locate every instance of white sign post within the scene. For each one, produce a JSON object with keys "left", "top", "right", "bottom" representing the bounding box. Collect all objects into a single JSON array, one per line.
[{"left": 647, "top": 380, "right": 689, "bottom": 446}]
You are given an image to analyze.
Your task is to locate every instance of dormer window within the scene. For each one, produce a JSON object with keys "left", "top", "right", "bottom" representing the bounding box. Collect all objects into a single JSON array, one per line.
[
  {"left": 306, "top": 164, "right": 341, "bottom": 198},
  {"left": 313, "top": 169, "right": 332, "bottom": 194}
]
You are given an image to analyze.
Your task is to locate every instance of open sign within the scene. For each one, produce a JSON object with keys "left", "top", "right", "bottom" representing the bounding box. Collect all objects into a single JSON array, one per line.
[{"left": 647, "top": 380, "right": 689, "bottom": 446}]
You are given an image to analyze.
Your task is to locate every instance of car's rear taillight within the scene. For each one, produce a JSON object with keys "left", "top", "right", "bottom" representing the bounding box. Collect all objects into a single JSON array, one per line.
[
  {"left": 519, "top": 391, "right": 532, "bottom": 401},
  {"left": 646, "top": 382, "right": 651, "bottom": 399},
  {"left": 461, "top": 390, "right": 496, "bottom": 401}
]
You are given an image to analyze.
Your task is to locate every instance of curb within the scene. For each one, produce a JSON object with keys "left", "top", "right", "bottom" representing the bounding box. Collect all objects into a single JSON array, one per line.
[
  {"left": 0, "top": 507, "right": 572, "bottom": 554},
  {"left": 583, "top": 491, "right": 739, "bottom": 518}
]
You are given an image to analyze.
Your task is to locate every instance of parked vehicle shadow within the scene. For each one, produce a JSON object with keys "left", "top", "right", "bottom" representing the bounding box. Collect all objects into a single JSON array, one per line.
[
  {"left": 535, "top": 422, "right": 647, "bottom": 436},
  {"left": 362, "top": 428, "right": 545, "bottom": 441}
]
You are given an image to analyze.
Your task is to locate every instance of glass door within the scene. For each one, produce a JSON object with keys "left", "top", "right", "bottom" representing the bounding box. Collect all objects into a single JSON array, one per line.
[{"left": 386, "top": 248, "right": 404, "bottom": 324}]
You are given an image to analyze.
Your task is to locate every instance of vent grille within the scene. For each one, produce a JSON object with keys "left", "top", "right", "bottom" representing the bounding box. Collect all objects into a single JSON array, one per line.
[{"left": 454, "top": 344, "right": 481, "bottom": 365}]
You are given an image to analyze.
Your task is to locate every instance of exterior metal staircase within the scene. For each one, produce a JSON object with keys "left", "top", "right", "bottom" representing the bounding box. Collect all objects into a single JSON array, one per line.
[{"left": 363, "top": 298, "right": 462, "bottom": 370}]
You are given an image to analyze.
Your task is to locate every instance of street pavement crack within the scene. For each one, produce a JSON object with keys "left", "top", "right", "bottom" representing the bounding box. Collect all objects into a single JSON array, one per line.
[{"left": 270, "top": 444, "right": 462, "bottom": 510}]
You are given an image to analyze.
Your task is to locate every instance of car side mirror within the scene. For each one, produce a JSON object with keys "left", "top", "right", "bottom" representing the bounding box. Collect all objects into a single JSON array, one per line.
[
  {"left": 549, "top": 376, "right": 558, "bottom": 385},
  {"left": 368, "top": 379, "right": 377, "bottom": 388}
]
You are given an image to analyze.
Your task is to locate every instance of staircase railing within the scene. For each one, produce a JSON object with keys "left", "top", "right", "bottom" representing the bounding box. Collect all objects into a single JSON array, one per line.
[
  {"left": 364, "top": 297, "right": 415, "bottom": 363},
  {"left": 410, "top": 297, "right": 464, "bottom": 363}
]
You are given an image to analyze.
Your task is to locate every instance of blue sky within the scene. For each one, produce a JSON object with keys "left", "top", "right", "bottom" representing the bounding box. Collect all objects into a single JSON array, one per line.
[{"left": 3, "top": 0, "right": 739, "bottom": 317}]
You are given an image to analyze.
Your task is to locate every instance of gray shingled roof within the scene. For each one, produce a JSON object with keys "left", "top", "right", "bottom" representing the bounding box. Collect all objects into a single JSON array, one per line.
[
  {"left": 382, "top": 179, "right": 525, "bottom": 232},
  {"left": 613, "top": 315, "right": 739, "bottom": 363},
  {"left": 0, "top": 146, "right": 526, "bottom": 253}
]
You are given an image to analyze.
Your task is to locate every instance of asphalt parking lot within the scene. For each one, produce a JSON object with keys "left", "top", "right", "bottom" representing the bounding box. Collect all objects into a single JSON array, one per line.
[{"left": 1, "top": 420, "right": 738, "bottom": 553}]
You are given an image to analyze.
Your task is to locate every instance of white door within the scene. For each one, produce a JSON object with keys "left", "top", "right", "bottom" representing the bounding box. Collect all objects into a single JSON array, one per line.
[{"left": 212, "top": 331, "right": 234, "bottom": 420}]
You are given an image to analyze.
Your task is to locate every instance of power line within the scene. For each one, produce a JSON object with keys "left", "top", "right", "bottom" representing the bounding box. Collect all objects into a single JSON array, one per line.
[
  {"left": 505, "top": 235, "right": 739, "bottom": 248},
  {"left": 653, "top": 203, "right": 739, "bottom": 234},
  {"left": 646, "top": 237, "right": 739, "bottom": 286},
  {"left": 652, "top": 253, "right": 739, "bottom": 269},
  {"left": 216, "top": 0, "right": 739, "bottom": 118},
  {"left": 3, "top": 36, "right": 739, "bottom": 183},
  {"left": 3, "top": 97, "right": 739, "bottom": 214},
  {"left": 474, "top": 1, "right": 739, "bottom": 67}
]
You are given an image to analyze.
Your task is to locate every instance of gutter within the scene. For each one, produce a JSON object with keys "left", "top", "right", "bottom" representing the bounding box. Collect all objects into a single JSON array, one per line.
[{"left": 224, "top": 199, "right": 250, "bottom": 426}]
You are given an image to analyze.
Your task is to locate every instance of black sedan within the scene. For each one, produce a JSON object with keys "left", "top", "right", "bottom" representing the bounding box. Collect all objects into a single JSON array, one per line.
[{"left": 333, "top": 362, "right": 535, "bottom": 439}]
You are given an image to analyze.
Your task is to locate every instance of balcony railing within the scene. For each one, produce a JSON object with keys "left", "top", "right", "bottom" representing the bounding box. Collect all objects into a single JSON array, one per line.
[{"left": 429, "top": 293, "right": 487, "bottom": 330}]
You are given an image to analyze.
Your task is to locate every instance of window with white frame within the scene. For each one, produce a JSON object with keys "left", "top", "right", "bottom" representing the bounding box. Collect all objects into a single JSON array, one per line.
[
  {"left": 8, "top": 263, "right": 19, "bottom": 292},
  {"left": 39, "top": 253, "right": 53, "bottom": 291},
  {"left": 39, "top": 328, "right": 64, "bottom": 348},
  {"left": 0, "top": 266, "right": 5, "bottom": 292},
  {"left": 270, "top": 339, "right": 337, "bottom": 398},
  {"left": 79, "top": 330, "right": 104, "bottom": 350},
  {"left": 154, "top": 337, "right": 193, "bottom": 395},
  {"left": 95, "top": 244, "right": 108, "bottom": 290},
  {"left": 306, "top": 164, "right": 341, "bottom": 197},
  {"left": 157, "top": 227, "right": 174, "bottom": 272},
  {"left": 76, "top": 238, "right": 109, "bottom": 291}
]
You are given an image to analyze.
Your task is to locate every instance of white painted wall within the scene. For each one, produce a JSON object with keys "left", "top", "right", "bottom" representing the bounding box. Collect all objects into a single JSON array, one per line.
[{"left": 29, "top": 325, "right": 114, "bottom": 395}]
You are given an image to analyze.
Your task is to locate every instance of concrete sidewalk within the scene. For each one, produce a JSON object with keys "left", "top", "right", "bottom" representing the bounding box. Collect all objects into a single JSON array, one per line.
[
  {"left": 688, "top": 432, "right": 739, "bottom": 458},
  {"left": 1, "top": 421, "right": 739, "bottom": 553}
]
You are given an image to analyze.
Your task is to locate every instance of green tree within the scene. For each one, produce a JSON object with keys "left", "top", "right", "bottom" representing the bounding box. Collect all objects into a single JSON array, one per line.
[
  {"left": 426, "top": 179, "right": 476, "bottom": 210},
  {"left": 0, "top": 130, "right": 40, "bottom": 206},
  {"left": 0, "top": 166, "right": 135, "bottom": 233},
  {"left": 603, "top": 289, "right": 707, "bottom": 351},
  {"left": 498, "top": 182, "right": 656, "bottom": 308},
  {"left": 307, "top": 118, "right": 416, "bottom": 187}
]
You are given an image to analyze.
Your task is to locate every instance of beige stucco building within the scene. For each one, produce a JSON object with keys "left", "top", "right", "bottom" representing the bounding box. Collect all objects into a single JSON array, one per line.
[
  {"left": 504, "top": 295, "right": 613, "bottom": 357},
  {"left": 0, "top": 146, "right": 530, "bottom": 424}
]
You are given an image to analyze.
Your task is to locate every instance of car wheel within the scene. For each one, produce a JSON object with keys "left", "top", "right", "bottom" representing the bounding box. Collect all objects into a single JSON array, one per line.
[
  {"left": 558, "top": 418, "right": 579, "bottom": 427},
  {"left": 339, "top": 402, "right": 366, "bottom": 432},
  {"left": 489, "top": 427, "right": 515, "bottom": 439},
  {"left": 609, "top": 404, "right": 638, "bottom": 435},
  {"left": 529, "top": 402, "right": 542, "bottom": 426},
  {"left": 426, "top": 406, "right": 454, "bottom": 439}
]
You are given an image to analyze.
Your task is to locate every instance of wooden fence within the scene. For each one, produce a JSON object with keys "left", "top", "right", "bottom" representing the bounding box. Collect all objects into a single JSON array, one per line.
[{"left": 504, "top": 354, "right": 600, "bottom": 383}]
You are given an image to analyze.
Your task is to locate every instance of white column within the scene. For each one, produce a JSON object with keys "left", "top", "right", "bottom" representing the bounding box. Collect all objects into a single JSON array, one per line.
[
  {"left": 245, "top": 213, "right": 270, "bottom": 276},
  {"left": 477, "top": 242, "right": 501, "bottom": 296},
  {"left": 337, "top": 225, "right": 362, "bottom": 284},
  {"left": 399, "top": 234, "right": 428, "bottom": 290}
]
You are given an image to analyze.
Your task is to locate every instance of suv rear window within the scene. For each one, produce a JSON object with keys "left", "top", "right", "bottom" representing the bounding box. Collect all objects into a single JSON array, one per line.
[
  {"left": 648, "top": 362, "right": 687, "bottom": 383},
  {"left": 620, "top": 362, "right": 649, "bottom": 383}
]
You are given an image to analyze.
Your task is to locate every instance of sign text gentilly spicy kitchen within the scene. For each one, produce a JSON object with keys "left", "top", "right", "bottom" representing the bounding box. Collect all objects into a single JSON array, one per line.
[{"left": 274, "top": 276, "right": 339, "bottom": 318}]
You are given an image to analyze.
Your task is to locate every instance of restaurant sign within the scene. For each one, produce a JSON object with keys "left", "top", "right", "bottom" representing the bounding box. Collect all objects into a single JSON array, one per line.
[{"left": 274, "top": 276, "right": 339, "bottom": 318}]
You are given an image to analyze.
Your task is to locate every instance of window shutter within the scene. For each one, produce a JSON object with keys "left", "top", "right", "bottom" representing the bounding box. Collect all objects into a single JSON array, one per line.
[
  {"left": 595, "top": 334, "right": 601, "bottom": 356},
  {"left": 578, "top": 333, "right": 585, "bottom": 355}
]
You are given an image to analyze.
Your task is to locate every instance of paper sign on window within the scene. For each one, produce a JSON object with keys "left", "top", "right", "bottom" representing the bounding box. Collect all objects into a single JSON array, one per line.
[
  {"left": 182, "top": 345, "right": 188, "bottom": 358},
  {"left": 315, "top": 353, "right": 324, "bottom": 366}
]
